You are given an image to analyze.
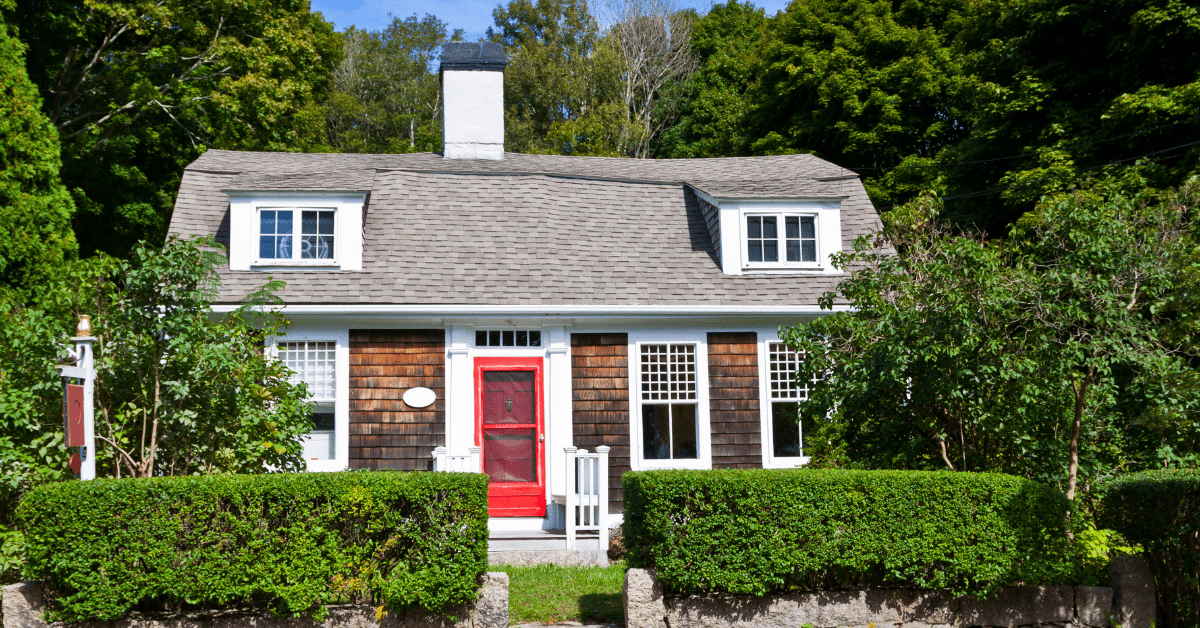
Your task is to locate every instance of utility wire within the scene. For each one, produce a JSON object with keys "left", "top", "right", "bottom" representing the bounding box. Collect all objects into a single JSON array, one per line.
[{"left": 850, "top": 117, "right": 1198, "bottom": 174}]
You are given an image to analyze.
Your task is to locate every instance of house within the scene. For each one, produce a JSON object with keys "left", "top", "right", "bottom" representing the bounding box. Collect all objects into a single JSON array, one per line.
[{"left": 166, "top": 42, "right": 881, "bottom": 533}]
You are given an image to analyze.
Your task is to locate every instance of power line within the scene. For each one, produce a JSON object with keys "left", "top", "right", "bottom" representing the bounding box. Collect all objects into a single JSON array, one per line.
[{"left": 850, "top": 117, "right": 1198, "bottom": 174}]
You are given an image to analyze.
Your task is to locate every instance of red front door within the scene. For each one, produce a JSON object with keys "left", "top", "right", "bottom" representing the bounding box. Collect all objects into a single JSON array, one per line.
[{"left": 475, "top": 357, "right": 545, "bottom": 517}]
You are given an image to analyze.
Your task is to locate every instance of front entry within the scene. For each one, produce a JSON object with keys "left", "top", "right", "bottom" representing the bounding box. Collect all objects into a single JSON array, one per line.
[{"left": 474, "top": 357, "right": 546, "bottom": 516}]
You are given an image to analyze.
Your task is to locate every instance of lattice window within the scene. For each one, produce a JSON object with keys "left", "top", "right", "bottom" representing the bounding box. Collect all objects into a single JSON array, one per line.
[
  {"left": 768, "top": 342, "right": 811, "bottom": 400},
  {"left": 475, "top": 330, "right": 542, "bottom": 347},
  {"left": 640, "top": 344, "right": 697, "bottom": 401},
  {"left": 278, "top": 341, "right": 336, "bottom": 400}
]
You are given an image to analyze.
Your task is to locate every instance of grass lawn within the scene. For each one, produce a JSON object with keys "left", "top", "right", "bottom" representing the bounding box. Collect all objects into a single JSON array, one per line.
[{"left": 494, "top": 561, "right": 627, "bottom": 625}]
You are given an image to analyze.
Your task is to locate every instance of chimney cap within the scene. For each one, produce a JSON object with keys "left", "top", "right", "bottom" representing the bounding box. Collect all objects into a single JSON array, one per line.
[{"left": 440, "top": 42, "right": 507, "bottom": 72}]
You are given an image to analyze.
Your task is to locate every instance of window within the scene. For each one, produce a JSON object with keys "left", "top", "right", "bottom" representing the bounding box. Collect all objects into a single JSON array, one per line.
[
  {"left": 745, "top": 214, "right": 817, "bottom": 266},
  {"left": 279, "top": 341, "right": 336, "bottom": 460},
  {"left": 766, "top": 342, "right": 815, "bottom": 462},
  {"left": 476, "top": 330, "right": 542, "bottom": 347},
  {"left": 640, "top": 344, "right": 698, "bottom": 460},
  {"left": 258, "top": 209, "right": 335, "bottom": 262}
]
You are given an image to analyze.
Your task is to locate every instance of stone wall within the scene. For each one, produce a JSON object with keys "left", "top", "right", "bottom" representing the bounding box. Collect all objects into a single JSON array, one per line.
[
  {"left": 2, "top": 574, "right": 508, "bottom": 628},
  {"left": 624, "top": 558, "right": 1158, "bottom": 628}
]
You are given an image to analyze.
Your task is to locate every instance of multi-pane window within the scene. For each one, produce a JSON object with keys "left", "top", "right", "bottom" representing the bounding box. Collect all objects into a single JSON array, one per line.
[
  {"left": 278, "top": 340, "right": 337, "bottom": 461},
  {"left": 259, "top": 209, "right": 335, "bottom": 261},
  {"left": 746, "top": 214, "right": 817, "bottom": 265},
  {"left": 767, "top": 342, "right": 815, "bottom": 459},
  {"left": 475, "top": 330, "right": 542, "bottom": 347},
  {"left": 640, "top": 344, "right": 698, "bottom": 460},
  {"left": 278, "top": 341, "right": 336, "bottom": 400}
]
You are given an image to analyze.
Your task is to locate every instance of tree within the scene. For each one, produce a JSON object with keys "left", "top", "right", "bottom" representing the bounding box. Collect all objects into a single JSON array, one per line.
[
  {"left": 658, "top": 1, "right": 768, "bottom": 159},
  {"left": 743, "top": 0, "right": 972, "bottom": 207},
  {"left": 325, "top": 14, "right": 459, "bottom": 154},
  {"left": 782, "top": 179, "right": 1200, "bottom": 501},
  {"left": 490, "top": 0, "right": 625, "bottom": 155},
  {"left": 8, "top": 0, "right": 341, "bottom": 257},
  {"left": 599, "top": 0, "right": 699, "bottom": 158},
  {"left": 0, "top": 0, "right": 75, "bottom": 293},
  {"left": 85, "top": 237, "right": 311, "bottom": 477}
]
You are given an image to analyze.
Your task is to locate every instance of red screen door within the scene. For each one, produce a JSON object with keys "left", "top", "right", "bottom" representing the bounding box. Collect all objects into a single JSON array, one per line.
[{"left": 476, "top": 357, "right": 545, "bottom": 517}]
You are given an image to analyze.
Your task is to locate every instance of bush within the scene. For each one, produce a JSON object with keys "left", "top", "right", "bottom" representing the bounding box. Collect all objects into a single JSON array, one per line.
[
  {"left": 622, "top": 469, "right": 1075, "bottom": 597},
  {"left": 1102, "top": 469, "right": 1200, "bottom": 628},
  {"left": 18, "top": 471, "right": 489, "bottom": 621}
]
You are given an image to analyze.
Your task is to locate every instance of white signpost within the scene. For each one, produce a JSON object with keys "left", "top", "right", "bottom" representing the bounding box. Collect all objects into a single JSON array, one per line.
[{"left": 57, "top": 316, "right": 96, "bottom": 480}]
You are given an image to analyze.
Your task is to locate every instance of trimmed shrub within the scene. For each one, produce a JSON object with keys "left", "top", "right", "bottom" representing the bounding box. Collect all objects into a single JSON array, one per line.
[
  {"left": 622, "top": 469, "right": 1073, "bottom": 597},
  {"left": 18, "top": 471, "right": 488, "bottom": 621},
  {"left": 1102, "top": 469, "right": 1200, "bottom": 628}
]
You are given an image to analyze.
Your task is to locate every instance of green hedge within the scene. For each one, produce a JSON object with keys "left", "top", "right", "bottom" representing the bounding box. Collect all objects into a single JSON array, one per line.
[
  {"left": 622, "top": 469, "right": 1074, "bottom": 597},
  {"left": 1102, "top": 469, "right": 1200, "bottom": 628},
  {"left": 18, "top": 471, "right": 489, "bottom": 621}
]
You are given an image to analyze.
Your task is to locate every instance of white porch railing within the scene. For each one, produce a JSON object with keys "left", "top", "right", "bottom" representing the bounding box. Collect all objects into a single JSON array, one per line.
[
  {"left": 432, "top": 446, "right": 481, "bottom": 472},
  {"left": 564, "top": 445, "right": 609, "bottom": 551}
]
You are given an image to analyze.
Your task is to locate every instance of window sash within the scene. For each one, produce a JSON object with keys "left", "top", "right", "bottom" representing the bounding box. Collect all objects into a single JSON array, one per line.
[
  {"left": 257, "top": 208, "right": 336, "bottom": 261},
  {"left": 640, "top": 343, "right": 697, "bottom": 401},
  {"left": 278, "top": 340, "right": 336, "bottom": 401},
  {"left": 745, "top": 213, "right": 818, "bottom": 266}
]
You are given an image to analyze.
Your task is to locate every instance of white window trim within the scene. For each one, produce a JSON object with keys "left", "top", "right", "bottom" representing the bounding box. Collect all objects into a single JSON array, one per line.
[
  {"left": 253, "top": 206, "right": 340, "bottom": 267},
  {"left": 757, "top": 332, "right": 811, "bottom": 468},
  {"left": 741, "top": 211, "right": 822, "bottom": 270},
  {"left": 226, "top": 191, "right": 365, "bottom": 271},
  {"left": 269, "top": 327, "right": 350, "bottom": 473},
  {"left": 627, "top": 330, "right": 712, "bottom": 470}
]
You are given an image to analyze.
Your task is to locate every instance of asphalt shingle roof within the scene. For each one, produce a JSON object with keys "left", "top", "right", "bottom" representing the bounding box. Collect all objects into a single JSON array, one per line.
[{"left": 168, "top": 150, "right": 881, "bottom": 306}]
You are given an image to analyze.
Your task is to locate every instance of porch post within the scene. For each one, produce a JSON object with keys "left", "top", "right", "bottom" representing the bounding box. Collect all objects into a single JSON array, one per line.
[
  {"left": 564, "top": 446, "right": 578, "bottom": 550},
  {"left": 596, "top": 445, "right": 610, "bottom": 552},
  {"left": 468, "top": 446, "right": 482, "bottom": 472},
  {"left": 432, "top": 446, "right": 448, "bottom": 471}
]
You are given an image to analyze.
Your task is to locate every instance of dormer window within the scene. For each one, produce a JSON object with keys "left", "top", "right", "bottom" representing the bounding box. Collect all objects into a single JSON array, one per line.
[
  {"left": 744, "top": 213, "right": 818, "bottom": 267},
  {"left": 257, "top": 208, "right": 336, "bottom": 263}
]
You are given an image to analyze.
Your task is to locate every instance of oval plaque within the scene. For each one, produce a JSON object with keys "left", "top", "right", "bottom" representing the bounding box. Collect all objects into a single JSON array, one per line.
[{"left": 403, "top": 387, "right": 437, "bottom": 409}]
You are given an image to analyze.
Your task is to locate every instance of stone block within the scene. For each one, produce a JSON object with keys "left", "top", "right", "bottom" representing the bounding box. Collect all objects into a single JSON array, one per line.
[
  {"left": 623, "top": 568, "right": 666, "bottom": 628},
  {"left": 663, "top": 589, "right": 912, "bottom": 628},
  {"left": 904, "top": 589, "right": 960, "bottom": 625},
  {"left": 2, "top": 583, "right": 47, "bottom": 628},
  {"left": 959, "top": 586, "right": 1074, "bottom": 627},
  {"left": 475, "top": 572, "right": 508, "bottom": 628},
  {"left": 1110, "top": 555, "right": 1155, "bottom": 628},
  {"left": 1074, "top": 586, "right": 1113, "bottom": 627}
]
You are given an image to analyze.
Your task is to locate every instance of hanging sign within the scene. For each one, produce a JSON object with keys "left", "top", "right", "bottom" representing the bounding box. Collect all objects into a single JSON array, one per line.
[{"left": 65, "top": 384, "right": 85, "bottom": 447}]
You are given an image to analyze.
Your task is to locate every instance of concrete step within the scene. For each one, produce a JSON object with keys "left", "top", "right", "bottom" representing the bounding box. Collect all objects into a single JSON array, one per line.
[{"left": 487, "top": 529, "right": 608, "bottom": 566}]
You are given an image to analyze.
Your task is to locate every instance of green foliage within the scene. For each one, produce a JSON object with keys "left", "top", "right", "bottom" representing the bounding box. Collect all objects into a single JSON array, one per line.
[
  {"left": 325, "top": 14, "right": 459, "bottom": 154},
  {"left": 0, "top": 526, "right": 23, "bottom": 584},
  {"left": 8, "top": 0, "right": 341, "bottom": 257},
  {"left": 782, "top": 180, "right": 1200, "bottom": 499},
  {"left": 659, "top": 1, "right": 767, "bottom": 159},
  {"left": 0, "top": 0, "right": 75, "bottom": 292},
  {"left": 622, "top": 468, "right": 1076, "bottom": 597},
  {"left": 83, "top": 236, "right": 312, "bottom": 477},
  {"left": 1102, "top": 469, "right": 1200, "bottom": 628},
  {"left": 18, "top": 471, "right": 489, "bottom": 621},
  {"left": 490, "top": 0, "right": 626, "bottom": 156}
]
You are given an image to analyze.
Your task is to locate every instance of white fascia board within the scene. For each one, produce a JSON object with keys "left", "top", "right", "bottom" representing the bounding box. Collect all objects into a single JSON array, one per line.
[{"left": 209, "top": 304, "right": 852, "bottom": 317}]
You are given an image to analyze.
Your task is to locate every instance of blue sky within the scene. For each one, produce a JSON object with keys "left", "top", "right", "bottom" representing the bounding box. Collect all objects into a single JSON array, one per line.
[{"left": 310, "top": 0, "right": 793, "bottom": 40}]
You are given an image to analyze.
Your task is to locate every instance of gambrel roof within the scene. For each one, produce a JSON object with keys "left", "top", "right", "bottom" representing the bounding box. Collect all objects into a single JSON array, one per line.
[{"left": 167, "top": 150, "right": 880, "bottom": 307}]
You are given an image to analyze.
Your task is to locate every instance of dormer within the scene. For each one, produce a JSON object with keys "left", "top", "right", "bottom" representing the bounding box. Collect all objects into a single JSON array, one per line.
[
  {"left": 223, "top": 189, "right": 367, "bottom": 272},
  {"left": 690, "top": 183, "right": 849, "bottom": 276}
]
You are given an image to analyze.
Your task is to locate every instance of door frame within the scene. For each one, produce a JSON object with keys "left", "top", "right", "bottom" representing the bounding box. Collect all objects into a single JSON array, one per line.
[{"left": 474, "top": 356, "right": 546, "bottom": 517}]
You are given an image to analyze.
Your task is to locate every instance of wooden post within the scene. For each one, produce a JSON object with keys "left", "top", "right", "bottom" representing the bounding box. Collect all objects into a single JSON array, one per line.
[
  {"left": 596, "top": 445, "right": 610, "bottom": 552},
  {"left": 58, "top": 316, "right": 96, "bottom": 480},
  {"left": 468, "top": 446, "right": 482, "bottom": 472},
  {"left": 564, "top": 446, "right": 577, "bottom": 550},
  {"left": 432, "top": 446, "right": 448, "bottom": 471}
]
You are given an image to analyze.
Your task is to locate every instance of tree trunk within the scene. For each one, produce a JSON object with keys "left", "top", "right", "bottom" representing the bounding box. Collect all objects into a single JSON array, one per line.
[{"left": 1066, "top": 365, "right": 1093, "bottom": 501}]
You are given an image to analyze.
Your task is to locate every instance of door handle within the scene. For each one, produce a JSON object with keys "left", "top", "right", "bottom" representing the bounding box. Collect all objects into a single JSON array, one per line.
[{"left": 539, "top": 433, "right": 545, "bottom": 442}]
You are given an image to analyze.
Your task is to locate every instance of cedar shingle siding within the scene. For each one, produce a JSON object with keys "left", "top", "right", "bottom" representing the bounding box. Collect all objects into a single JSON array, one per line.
[
  {"left": 349, "top": 329, "right": 445, "bottom": 470},
  {"left": 571, "top": 333, "right": 630, "bottom": 513},
  {"left": 708, "top": 332, "right": 763, "bottom": 469}
]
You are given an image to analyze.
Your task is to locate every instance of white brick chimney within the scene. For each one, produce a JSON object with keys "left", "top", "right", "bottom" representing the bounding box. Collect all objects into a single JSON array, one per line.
[{"left": 440, "top": 42, "right": 506, "bottom": 160}]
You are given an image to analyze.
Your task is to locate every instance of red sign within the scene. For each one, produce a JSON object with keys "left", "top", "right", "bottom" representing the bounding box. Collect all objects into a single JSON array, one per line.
[
  {"left": 68, "top": 452, "right": 81, "bottom": 475},
  {"left": 65, "top": 384, "right": 84, "bottom": 447}
]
